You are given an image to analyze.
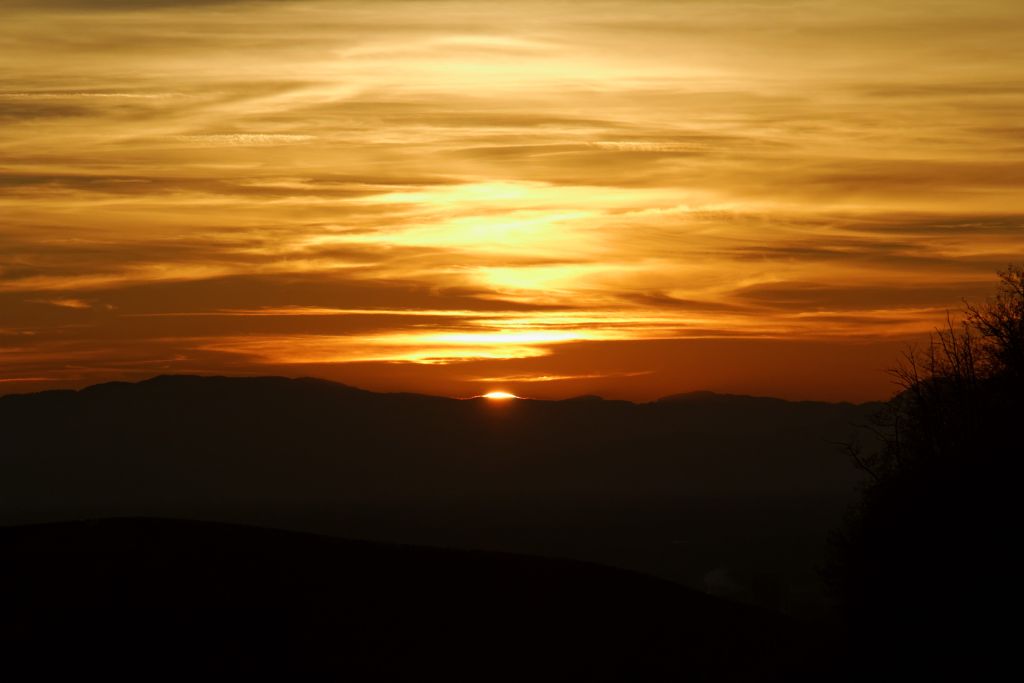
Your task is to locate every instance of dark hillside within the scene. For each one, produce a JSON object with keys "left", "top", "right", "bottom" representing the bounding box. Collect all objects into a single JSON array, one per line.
[
  {"left": 0, "top": 518, "right": 828, "bottom": 680},
  {"left": 0, "top": 375, "right": 877, "bottom": 614}
]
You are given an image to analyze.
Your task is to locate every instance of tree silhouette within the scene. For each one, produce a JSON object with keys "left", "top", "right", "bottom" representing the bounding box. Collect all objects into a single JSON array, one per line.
[{"left": 825, "top": 265, "right": 1022, "bottom": 678}]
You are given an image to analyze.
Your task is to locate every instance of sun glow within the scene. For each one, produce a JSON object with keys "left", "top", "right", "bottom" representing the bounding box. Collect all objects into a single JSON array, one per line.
[
  {"left": 481, "top": 391, "right": 519, "bottom": 400},
  {"left": 2, "top": 0, "right": 1021, "bottom": 403}
]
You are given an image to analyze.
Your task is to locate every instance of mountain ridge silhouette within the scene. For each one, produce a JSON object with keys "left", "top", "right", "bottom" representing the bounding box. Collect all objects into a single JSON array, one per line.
[
  {"left": 0, "top": 373, "right": 880, "bottom": 617},
  {"left": 2, "top": 373, "right": 877, "bottom": 407}
]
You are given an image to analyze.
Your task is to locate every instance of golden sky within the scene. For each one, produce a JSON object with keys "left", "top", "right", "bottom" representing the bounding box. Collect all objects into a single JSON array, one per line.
[{"left": 2, "top": 0, "right": 1022, "bottom": 401}]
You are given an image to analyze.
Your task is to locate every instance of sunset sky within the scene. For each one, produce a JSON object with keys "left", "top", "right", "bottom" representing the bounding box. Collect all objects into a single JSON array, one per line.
[{"left": 2, "top": 0, "right": 1022, "bottom": 401}]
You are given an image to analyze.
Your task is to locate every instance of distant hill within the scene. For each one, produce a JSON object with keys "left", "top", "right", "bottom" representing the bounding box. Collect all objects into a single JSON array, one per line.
[
  {"left": 0, "top": 517, "right": 829, "bottom": 680},
  {"left": 0, "top": 375, "right": 881, "bottom": 615}
]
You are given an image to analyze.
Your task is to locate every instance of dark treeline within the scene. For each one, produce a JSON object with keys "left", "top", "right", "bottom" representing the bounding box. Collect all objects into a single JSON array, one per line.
[{"left": 826, "top": 265, "right": 1023, "bottom": 678}]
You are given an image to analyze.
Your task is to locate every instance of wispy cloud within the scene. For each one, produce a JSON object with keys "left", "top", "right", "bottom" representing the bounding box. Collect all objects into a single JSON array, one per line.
[{"left": 1, "top": 0, "right": 1022, "bottom": 400}]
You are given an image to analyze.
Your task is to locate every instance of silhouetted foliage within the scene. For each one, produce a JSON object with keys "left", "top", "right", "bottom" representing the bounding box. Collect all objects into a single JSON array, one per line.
[{"left": 826, "top": 265, "right": 1023, "bottom": 678}]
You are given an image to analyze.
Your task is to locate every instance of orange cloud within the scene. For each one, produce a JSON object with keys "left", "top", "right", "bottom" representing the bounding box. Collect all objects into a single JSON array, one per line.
[{"left": 1, "top": 0, "right": 1022, "bottom": 400}]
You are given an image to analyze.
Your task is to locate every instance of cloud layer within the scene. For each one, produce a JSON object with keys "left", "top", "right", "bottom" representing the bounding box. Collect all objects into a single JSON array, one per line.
[{"left": 2, "top": 0, "right": 1022, "bottom": 400}]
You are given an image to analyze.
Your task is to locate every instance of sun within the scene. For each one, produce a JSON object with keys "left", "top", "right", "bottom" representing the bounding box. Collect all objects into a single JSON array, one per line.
[{"left": 482, "top": 391, "right": 518, "bottom": 400}]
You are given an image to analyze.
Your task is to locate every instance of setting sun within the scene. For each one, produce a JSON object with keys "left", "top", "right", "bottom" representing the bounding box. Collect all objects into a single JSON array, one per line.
[{"left": 482, "top": 391, "right": 519, "bottom": 400}]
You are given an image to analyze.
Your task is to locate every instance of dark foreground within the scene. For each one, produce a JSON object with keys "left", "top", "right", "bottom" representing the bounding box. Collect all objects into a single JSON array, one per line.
[
  {"left": 0, "top": 375, "right": 877, "bottom": 618},
  {"left": 0, "top": 518, "right": 831, "bottom": 680}
]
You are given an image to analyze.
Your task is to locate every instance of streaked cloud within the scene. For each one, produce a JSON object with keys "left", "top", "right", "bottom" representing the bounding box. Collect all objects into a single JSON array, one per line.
[{"left": 1, "top": 0, "right": 1022, "bottom": 400}]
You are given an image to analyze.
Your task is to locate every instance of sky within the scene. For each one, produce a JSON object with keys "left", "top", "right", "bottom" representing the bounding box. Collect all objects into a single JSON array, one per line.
[{"left": 1, "top": 0, "right": 1022, "bottom": 402}]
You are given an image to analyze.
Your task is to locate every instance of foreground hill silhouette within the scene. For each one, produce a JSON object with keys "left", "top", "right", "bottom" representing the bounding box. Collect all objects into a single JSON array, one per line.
[
  {"left": 0, "top": 375, "right": 878, "bottom": 614},
  {"left": 0, "top": 517, "right": 827, "bottom": 679}
]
